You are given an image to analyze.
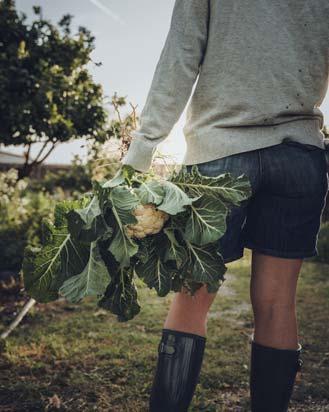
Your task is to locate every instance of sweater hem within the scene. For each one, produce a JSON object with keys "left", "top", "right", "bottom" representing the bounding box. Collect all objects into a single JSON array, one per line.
[{"left": 182, "top": 119, "right": 325, "bottom": 165}]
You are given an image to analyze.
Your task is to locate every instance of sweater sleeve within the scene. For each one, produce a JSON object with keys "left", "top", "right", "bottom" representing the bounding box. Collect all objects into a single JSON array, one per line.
[{"left": 120, "top": 0, "right": 210, "bottom": 172}]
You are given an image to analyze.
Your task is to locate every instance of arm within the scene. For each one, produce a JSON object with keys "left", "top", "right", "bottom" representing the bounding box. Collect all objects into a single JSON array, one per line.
[{"left": 121, "top": 0, "right": 210, "bottom": 172}]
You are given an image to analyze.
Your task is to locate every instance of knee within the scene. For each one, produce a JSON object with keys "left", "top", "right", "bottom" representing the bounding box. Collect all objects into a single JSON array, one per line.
[{"left": 252, "top": 299, "right": 296, "bottom": 320}]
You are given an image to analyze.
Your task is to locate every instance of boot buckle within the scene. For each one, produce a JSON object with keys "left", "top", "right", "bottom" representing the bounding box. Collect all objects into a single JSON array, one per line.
[{"left": 158, "top": 341, "right": 176, "bottom": 355}]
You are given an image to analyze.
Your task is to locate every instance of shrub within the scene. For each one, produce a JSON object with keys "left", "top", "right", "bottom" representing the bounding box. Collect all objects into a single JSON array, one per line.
[
  {"left": 0, "top": 169, "right": 56, "bottom": 272},
  {"left": 28, "top": 156, "right": 92, "bottom": 197}
]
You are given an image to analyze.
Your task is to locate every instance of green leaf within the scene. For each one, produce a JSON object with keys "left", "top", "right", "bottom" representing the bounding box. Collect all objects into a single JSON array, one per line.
[
  {"left": 93, "top": 181, "right": 112, "bottom": 213},
  {"left": 171, "top": 273, "right": 185, "bottom": 292},
  {"left": 109, "top": 186, "right": 140, "bottom": 224},
  {"left": 134, "top": 180, "right": 165, "bottom": 205},
  {"left": 108, "top": 186, "right": 140, "bottom": 266},
  {"left": 184, "top": 196, "right": 227, "bottom": 245},
  {"left": 102, "top": 165, "right": 138, "bottom": 189},
  {"left": 109, "top": 230, "right": 139, "bottom": 268},
  {"left": 157, "top": 180, "right": 195, "bottom": 215},
  {"left": 163, "top": 227, "right": 188, "bottom": 268},
  {"left": 54, "top": 198, "right": 89, "bottom": 227},
  {"left": 184, "top": 240, "right": 227, "bottom": 293},
  {"left": 98, "top": 267, "right": 141, "bottom": 322},
  {"left": 22, "top": 202, "right": 89, "bottom": 303},
  {"left": 67, "top": 195, "right": 112, "bottom": 242},
  {"left": 59, "top": 241, "right": 110, "bottom": 303},
  {"left": 102, "top": 168, "right": 126, "bottom": 188},
  {"left": 134, "top": 236, "right": 154, "bottom": 264},
  {"left": 134, "top": 245, "right": 174, "bottom": 297},
  {"left": 70, "top": 196, "right": 101, "bottom": 225},
  {"left": 172, "top": 164, "right": 252, "bottom": 206}
]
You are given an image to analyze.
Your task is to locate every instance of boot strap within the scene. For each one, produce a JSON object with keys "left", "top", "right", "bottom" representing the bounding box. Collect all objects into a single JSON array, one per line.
[{"left": 158, "top": 341, "right": 176, "bottom": 355}]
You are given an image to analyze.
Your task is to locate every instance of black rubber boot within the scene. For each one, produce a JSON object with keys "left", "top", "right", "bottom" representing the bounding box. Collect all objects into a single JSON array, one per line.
[
  {"left": 250, "top": 339, "right": 303, "bottom": 412},
  {"left": 149, "top": 328, "right": 206, "bottom": 412}
]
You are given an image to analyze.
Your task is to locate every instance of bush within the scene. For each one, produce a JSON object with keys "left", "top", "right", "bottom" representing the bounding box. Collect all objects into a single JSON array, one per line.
[
  {"left": 0, "top": 169, "right": 56, "bottom": 272},
  {"left": 28, "top": 149, "right": 121, "bottom": 197},
  {"left": 28, "top": 156, "right": 92, "bottom": 197}
]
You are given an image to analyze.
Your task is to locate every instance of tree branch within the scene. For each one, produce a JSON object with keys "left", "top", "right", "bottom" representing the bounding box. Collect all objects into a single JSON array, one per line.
[
  {"left": 129, "top": 102, "right": 138, "bottom": 130},
  {"left": 35, "top": 142, "right": 57, "bottom": 165},
  {"left": 23, "top": 143, "right": 32, "bottom": 168},
  {"left": 31, "top": 141, "right": 50, "bottom": 165}
]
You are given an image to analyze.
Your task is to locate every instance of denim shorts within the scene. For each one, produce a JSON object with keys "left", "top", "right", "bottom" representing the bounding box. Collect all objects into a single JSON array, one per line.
[{"left": 186, "top": 140, "right": 329, "bottom": 263}]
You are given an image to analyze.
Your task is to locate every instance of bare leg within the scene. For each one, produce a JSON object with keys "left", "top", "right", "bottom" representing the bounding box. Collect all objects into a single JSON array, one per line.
[
  {"left": 163, "top": 284, "right": 218, "bottom": 337},
  {"left": 250, "top": 250, "right": 303, "bottom": 350},
  {"left": 150, "top": 284, "right": 215, "bottom": 410}
]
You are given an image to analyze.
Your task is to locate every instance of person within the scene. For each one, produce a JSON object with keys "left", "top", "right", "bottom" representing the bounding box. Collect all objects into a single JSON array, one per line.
[{"left": 121, "top": 1, "right": 329, "bottom": 411}]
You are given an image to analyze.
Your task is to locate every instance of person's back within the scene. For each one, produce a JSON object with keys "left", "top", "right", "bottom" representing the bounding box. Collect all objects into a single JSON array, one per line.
[
  {"left": 120, "top": 2, "right": 329, "bottom": 411},
  {"left": 185, "top": 0, "right": 329, "bottom": 162},
  {"left": 122, "top": 0, "right": 329, "bottom": 171}
]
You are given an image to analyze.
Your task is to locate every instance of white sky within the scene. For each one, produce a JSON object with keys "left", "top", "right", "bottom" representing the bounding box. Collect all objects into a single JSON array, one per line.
[{"left": 6, "top": 0, "right": 329, "bottom": 164}]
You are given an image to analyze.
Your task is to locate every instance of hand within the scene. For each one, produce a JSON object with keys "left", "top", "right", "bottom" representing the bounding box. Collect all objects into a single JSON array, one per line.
[
  {"left": 102, "top": 164, "right": 142, "bottom": 188},
  {"left": 120, "top": 163, "right": 144, "bottom": 175}
]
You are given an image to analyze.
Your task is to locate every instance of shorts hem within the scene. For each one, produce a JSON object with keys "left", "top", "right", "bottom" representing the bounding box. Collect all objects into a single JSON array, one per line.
[
  {"left": 243, "top": 242, "right": 318, "bottom": 259},
  {"left": 222, "top": 252, "right": 244, "bottom": 263}
]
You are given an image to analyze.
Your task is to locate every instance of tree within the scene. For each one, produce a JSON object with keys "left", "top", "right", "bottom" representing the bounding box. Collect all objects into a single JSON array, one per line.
[{"left": 0, "top": 0, "right": 109, "bottom": 177}]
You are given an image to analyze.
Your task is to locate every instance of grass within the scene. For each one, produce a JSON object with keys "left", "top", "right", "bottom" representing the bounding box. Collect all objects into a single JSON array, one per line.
[{"left": 0, "top": 249, "right": 329, "bottom": 411}]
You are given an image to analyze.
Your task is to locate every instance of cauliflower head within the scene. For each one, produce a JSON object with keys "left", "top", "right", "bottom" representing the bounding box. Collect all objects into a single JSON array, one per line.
[{"left": 125, "top": 203, "right": 169, "bottom": 239}]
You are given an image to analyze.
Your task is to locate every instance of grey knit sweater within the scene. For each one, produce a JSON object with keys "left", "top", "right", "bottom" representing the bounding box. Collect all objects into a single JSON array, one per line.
[{"left": 121, "top": 0, "right": 329, "bottom": 172}]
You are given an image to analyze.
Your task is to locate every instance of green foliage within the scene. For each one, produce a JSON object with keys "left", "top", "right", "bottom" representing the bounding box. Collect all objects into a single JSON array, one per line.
[
  {"left": 0, "top": 168, "right": 30, "bottom": 225},
  {"left": 98, "top": 267, "right": 141, "bottom": 322},
  {"left": 0, "top": 226, "right": 28, "bottom": 272},
  {"left": 66, "top": 195, "right": 111, "bottom": 242},
  {"left": 23, "top": 199, "right": 91, "bottom": 302},
  {"left": 22, "top": 165, "right": 252, "bottom": 321},
  {"left": 184, "top": 195, "right": 227, "bottom": 245},
  {"left": 59, "top": 241, "right": 110, "bottom": 303},
  {"left": 29, "top": 156, "right": 93, "bottom": 196},
  {"left": 0, "top": 169, "right": 56, "bottom": 271},
  {"left": 0, "top": 0, "right": 109, "bottom": 176},
  {"left": 107, "top": 186, "right": 140, "bottom": 267}
]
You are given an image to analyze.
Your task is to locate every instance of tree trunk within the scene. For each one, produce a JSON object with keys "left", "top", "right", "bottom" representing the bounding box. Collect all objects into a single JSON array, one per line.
[
  {"left": 18, "top": 162, "right": 34, "bottom": 179},
  {"left": 17, "top": 142, "right": 57, "bottom": 179}
]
